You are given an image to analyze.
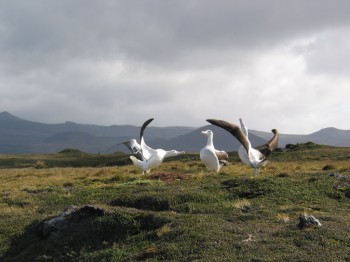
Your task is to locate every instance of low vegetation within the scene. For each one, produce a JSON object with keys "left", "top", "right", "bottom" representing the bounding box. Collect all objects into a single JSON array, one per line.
[
  {"left": 1, "top": 143, "right": 350, "bottom": 261},
  {"left": 0, "top": 149, "right": 130, "bottom": 169}
]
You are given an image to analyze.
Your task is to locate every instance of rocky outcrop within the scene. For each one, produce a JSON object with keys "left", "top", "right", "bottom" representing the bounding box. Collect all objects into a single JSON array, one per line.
[{"left": 37, "top": 205, "right": 106, "bottom": 238}]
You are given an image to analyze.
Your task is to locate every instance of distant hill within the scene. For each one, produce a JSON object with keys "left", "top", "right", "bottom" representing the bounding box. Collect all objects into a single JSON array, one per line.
[
  {"left": 0, "top": 112, "right": 196, "bottom": 153},
  {"left": 43, "top": 131, "right": 119, "bottom": 153},
  {"left": 249, "top": 127, "right": 350, "bottom": 148},
  {"left": 306, "top": 127, "right": 350, "bottom": 147},
  {"left": 0, "top": 111, "right": 349, "bottom": 153}
]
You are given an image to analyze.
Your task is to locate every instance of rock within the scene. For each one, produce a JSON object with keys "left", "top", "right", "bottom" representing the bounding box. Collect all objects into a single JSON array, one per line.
[
  {"left": 331, "top": 173, "right": 350, "bottom": 199},
  {"left": 285, "top": 144, "right": 296, "bottom": 150},
  {"left": 37, "top": 205, "right": 106, "bottom": 238},
  {"left": 330, "top": 173, "right": 350, "bottom": 180},
  {"left": 298, "top": 214, "right": 321, "bottom": 229},
  {"left": 78, "top": 205, "right": 105, "bottom": 217}
]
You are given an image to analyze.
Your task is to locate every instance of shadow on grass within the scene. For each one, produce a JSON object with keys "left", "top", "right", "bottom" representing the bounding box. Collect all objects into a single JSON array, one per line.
[{"left": 1, "top": 208, "right": 169, "bottom": 261}]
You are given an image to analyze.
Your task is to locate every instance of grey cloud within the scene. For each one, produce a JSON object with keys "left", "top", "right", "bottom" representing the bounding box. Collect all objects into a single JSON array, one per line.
[
  {"left": 300, "top": 28, "right": 350, "bottom": 76},
  {"left": 1, "top": 1, "right": 350, "bottom": 133},
  {"left": 2, "top": 0, "right": 350, "bottom": 70}
]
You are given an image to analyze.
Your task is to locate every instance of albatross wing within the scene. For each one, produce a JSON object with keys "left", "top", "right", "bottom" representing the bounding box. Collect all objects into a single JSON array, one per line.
[
  {"left": 140, "top": 118, "right": 154, "bottom": 142},
  {"left": 255, "top": 129, "right": 279, "bottom": 157},
  {"left": 106, "top": 139, "right": 141, "bottom": 155},
  {"left": 140, "top": 137, "right": 157, "bottom": 161},
  {"left": 206, "top": 119, "right": 250, "bottom": 154},
  {"left": 139, "top": 118, "right": 155, "bottom": 161},
  {"left": 215, "top": 150, "right": 229, "bottom": 166},
  {"left": 121, "top": 139, "right": 141, "bottom": 154}
]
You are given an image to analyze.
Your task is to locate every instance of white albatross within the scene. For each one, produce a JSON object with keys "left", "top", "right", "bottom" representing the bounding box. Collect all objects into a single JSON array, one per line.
[
  {"left": 130, "top": 118, "right": 185, "bottom": 174},
  {"left": 207, "top": 118, "right": 279, "bottom": 175},
  {"left": 200, "top": 130, "right": 229, "bottom": 173}
]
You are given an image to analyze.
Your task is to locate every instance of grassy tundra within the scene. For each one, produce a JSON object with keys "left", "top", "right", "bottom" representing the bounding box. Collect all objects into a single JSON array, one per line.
[{"left": 1, "top": 143, "right": 350, "bottom": 261}]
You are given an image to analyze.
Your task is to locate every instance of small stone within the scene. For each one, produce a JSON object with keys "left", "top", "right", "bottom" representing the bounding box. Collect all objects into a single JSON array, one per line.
[
  {"left": 330, "top": 173, "right": 349, "bottom": 180},
  {"left": 298, "top": 214, "right": 321, "bottom": 229}
]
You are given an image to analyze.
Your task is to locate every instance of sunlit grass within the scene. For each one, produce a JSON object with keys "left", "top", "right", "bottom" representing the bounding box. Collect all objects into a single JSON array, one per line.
[
  {"left": 1, "top": 145, "right": 350, "bottom": 261},
  {"left": 232, "top": 199, "right": 252, "bottom": 211}
]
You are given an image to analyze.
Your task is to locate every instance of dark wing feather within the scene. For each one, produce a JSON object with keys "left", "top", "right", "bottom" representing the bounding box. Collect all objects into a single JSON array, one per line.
[
  {"left": 206, "top": 119, "right": 250, "bottom": 154},
  {"left": 255, "top": 129, "right": 279, "bottom": 157},
  {"left": 215, "top": 150, "right": 229, "bottom": 166},
  {"left": 123, "top": 139, "right": 141, "bottom": 154},
  {"left": 140, "top": 118, "right": 154, "bottom": 141}
]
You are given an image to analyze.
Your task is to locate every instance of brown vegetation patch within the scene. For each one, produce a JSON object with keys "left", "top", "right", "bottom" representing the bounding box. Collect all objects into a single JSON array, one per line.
[
  {"left": 22, "top": 188, "right": 53, "bottom": 194},
  {"left": 149, "top": 172, "right": 190, "bottom": 182}
]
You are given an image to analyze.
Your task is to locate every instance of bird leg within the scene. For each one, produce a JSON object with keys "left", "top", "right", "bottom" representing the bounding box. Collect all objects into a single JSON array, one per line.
[{"left": 254, "top": 168, "right": 260, "bottom": 176}]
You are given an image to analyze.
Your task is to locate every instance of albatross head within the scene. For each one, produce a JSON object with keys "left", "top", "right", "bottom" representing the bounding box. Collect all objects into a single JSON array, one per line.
[
  {"left": 202, "top": 130, "right": 214, "bottom": 146},
  {"left": 201, "top": 130, "right": 213, "bottom": 137}
]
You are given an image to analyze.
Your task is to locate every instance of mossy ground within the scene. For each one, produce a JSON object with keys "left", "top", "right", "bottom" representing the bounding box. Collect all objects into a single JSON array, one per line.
[{"left": 1, "top": 144, "right": 350, "bottom": 261}]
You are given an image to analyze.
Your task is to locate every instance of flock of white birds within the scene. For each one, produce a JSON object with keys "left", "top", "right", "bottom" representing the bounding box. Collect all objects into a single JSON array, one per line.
[{"left": 117, "top": 118, "right": 279, "bottom": 175}]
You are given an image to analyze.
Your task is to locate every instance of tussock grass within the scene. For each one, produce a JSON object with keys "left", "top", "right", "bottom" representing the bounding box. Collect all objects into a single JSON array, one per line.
[
  {"left": 232, "top": 199, "right": 252, "bottom": 211},
  {"left": 1, "top": 144, "right": 350, "bottom": 261},
  {"left": 277, "top": 213, "right": 290, "bottom": 223}
]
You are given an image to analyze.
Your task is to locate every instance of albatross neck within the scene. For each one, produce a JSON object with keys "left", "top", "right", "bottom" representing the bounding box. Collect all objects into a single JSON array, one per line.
[{"left": 206, "top": 133, "right": 214, "bottom": 146}]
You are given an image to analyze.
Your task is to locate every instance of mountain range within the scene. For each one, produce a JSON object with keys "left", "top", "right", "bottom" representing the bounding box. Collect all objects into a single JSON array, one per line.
[{"left": 0, "top": 111, "right": 349, "bottom": 154}]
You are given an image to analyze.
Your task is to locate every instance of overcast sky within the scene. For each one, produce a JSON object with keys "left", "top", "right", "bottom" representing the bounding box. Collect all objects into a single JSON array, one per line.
[{"left": 1, "top": 0, "right": 350, "bottom": 134}]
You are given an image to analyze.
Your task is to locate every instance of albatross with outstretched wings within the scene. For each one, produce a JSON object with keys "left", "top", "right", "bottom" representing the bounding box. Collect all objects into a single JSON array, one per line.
[
  {"left": 207, "top": 118, "right": 279, "bottom": 175},
  {"left": 129, "top": 118, "right": 185, "bottom": 174},
  {"left": 107, "top": 118, "right": 156, "bottom": 157}
]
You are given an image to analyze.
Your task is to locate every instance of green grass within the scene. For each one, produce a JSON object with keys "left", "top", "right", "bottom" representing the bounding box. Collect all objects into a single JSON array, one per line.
[
  {"left": 0, "top": 150, "right": 131, "bottom": 169},
  {"left": 1, "top": 144, "right": 350, "bottom": 261}
]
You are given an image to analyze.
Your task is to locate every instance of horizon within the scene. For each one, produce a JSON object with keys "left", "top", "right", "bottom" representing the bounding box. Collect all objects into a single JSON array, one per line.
[{"left": 0, "top": 110, "right": 346, "bottom": 136}]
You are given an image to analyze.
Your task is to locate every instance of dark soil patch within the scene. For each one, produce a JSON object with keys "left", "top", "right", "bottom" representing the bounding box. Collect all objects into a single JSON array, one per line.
[
  {"left": 110, "top": 196, "right": 171, "bottom": 211},
  {"left": 149, "top": 172, "right": 190, "bottom": 183},
  {"left": 22, "top": 188, "right": 53, "bottom": 194},
  {"left": 222, "top": 179, "right": 272, "bottom": 198}
]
